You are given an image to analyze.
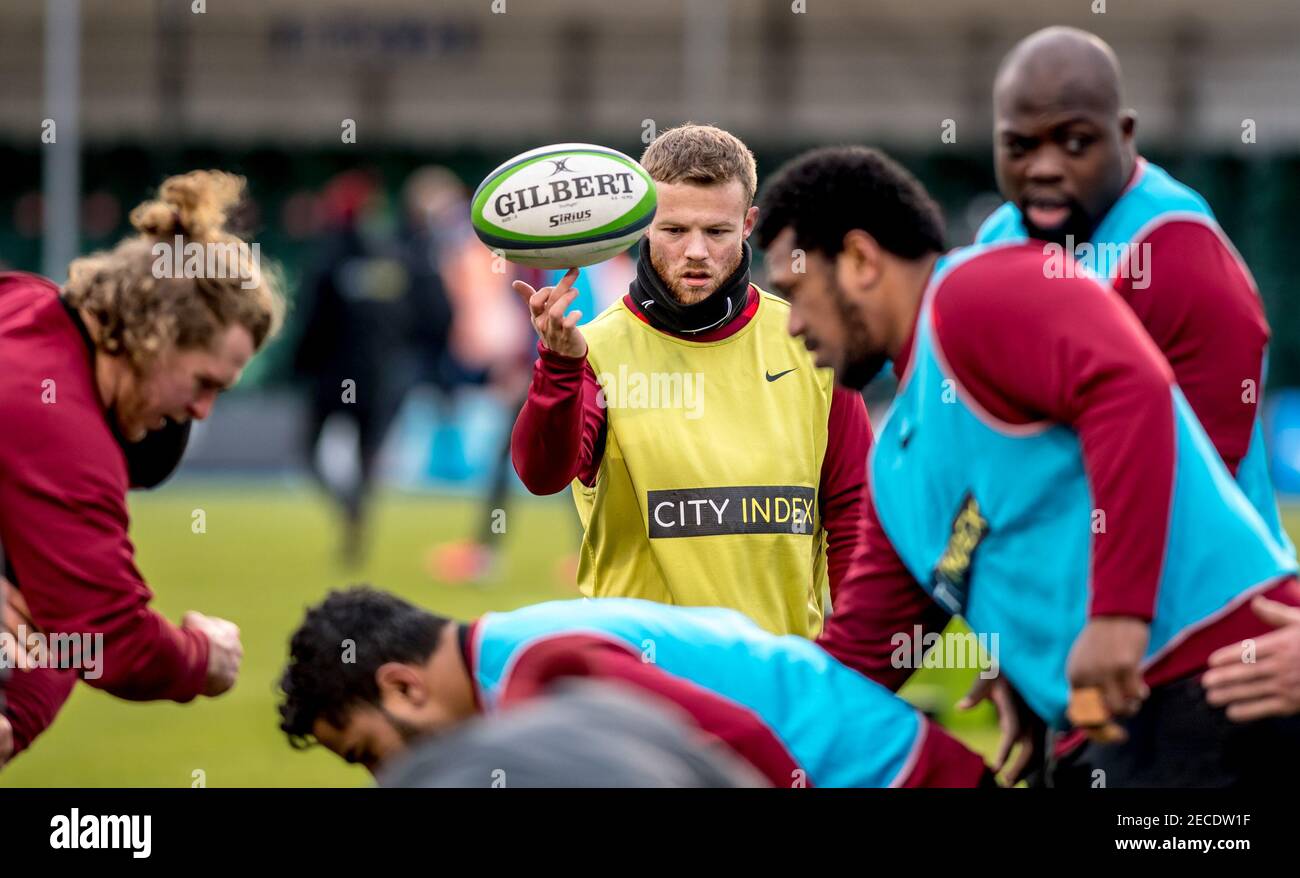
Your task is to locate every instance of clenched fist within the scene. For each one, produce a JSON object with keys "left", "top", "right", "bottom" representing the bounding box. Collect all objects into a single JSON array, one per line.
[
  {"left": 182, "top": 611, "right": 243, "bottom": 697},
  {"left": 1067, "top": 616, "right": 1150, "bottom": 722}
]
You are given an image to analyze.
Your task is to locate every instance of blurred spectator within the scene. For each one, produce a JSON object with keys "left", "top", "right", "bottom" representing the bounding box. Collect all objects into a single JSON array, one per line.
[
  {"left": 416, "top": 169, "right": 533, "bottom": 584},
  {"left": 293, "top": 170, "right": 446, "bottom": 565},
  {"left": 426, "top": 245, "right": 635, "bottom": 586}
]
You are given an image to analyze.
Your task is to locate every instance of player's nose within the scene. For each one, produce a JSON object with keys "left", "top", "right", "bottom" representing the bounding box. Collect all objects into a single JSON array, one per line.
[
  {"left": 683, "top": 232, "right": 710, "bottom": 261},
  {"left": 788, "top": 308, "right": 806, "bottom": 339},
  {"left": 188, "top": 393, "right": 216, "bottom": 421},
  {"left": 1025, "top": 147, "right": 1066, "bottom": 182}
]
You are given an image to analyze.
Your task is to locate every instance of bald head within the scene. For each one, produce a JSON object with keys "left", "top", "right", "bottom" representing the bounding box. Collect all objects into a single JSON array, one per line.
[
  {"left": 995, "top": 27, "right": 1124, "bottom": 117},
  {"left": 990, "top": 27, "right": 1136, "bottom": 246}
]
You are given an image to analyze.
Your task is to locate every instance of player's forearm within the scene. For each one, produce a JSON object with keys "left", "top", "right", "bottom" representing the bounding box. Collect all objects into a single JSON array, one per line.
[
  {"left": 0, "top": 497, "right": 209, "bottom": 701},
  {"left": 819, "top": 386, "right": 871, "bottom": 596},
  {"left": 4, "top": 592, "right": 208, "bottom": 702},
  {"left": 2, "top": 665, "right": 77, "bottom": 758},
  {"left": 87, "top": 611, "right": 210, "bottom": 702},
  {"left": 820, "top": 598, "right": 949, "bottom": 691},
  {"left": 818, "top": 493, "right": 947, "bottom": 689},
  {"left": 510, "top": 341, "right": 604, "bottom": 494},
  {"left": 1073, "top": 372, "right": 1176, "bottom": 620}
]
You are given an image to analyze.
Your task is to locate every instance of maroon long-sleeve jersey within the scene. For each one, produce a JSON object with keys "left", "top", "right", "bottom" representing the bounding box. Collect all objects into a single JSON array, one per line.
[{"left": 0, "top": 273, "right": 209, "bottom": 757}]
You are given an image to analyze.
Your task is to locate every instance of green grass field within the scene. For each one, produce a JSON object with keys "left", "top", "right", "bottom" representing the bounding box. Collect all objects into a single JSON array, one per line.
[
  {"left": 4, "top": 485, "right": 1293, "bottom": 787},
  {"left": 3, "top": 485, "right": 585, "bottom": 787}
]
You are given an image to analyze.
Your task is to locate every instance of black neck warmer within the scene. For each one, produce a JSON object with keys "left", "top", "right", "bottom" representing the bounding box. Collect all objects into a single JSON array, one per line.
[{"left": 630, "top": 238, "right": 751, "bottom": 336}]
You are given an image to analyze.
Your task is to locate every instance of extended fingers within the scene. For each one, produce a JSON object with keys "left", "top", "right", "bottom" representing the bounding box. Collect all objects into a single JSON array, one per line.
[
  {"left": 1006, "top": 734, "right": 1037, "bottom": 784},
  {"left": 1203, "top": 656, "right": 1270, "bottom": 689},
  {"left": 554, "top": 267, "right": 580, "bottom": 296},
  {"left": 1225, "top": 696, "right": 1293, "bottom": 723},
  {"left": 1205, "top": 676, "right": 1278, "bottom": 708},
  {"left": 548, "top": 286, "right": 580, "bottom": 322}
]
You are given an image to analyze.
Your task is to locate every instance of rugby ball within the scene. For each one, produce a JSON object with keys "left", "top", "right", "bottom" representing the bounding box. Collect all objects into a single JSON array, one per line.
[{"left": 471, "top": 143, "right": 656, "bottom": 269}]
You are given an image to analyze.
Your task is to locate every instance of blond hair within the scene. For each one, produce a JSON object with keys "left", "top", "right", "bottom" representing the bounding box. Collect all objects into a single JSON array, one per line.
[
  {"left": 639, "top": 123, "right": 758, "bottom": 206},
  {"left": 62, "top": 170, "right": 285, "bottom": 371}
]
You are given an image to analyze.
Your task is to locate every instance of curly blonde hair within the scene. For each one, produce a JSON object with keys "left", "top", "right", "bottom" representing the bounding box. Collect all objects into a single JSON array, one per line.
[{"left": 62, "top": 170, "right": 286, "bottom": 371}]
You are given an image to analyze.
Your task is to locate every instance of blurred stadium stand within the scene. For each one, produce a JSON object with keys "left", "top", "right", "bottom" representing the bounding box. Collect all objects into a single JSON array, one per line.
[
  {"left": 2, "top": 0, "right": 1299, "bottom": 488},
  {"left": 2, "top": 1, "right": 1299, "bottom": 147}
]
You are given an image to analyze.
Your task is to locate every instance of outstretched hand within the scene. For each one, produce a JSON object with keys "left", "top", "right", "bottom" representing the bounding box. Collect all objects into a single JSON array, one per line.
[{"left": 513, "top": 268, "right": 588, "bottom": 359}]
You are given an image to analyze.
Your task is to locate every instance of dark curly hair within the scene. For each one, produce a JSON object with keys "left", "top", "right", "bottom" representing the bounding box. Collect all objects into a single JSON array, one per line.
[
  {"left": 278, "top": 586, "right": 451, "bottom": 749},
  {"left": 755, "top": 146, "right": 945, "bottom": 260}
]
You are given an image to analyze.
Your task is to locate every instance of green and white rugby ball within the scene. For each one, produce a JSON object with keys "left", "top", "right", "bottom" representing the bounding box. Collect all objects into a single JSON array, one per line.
[{"left": 471, "top": 143, "right": 657, "bottom": 269}]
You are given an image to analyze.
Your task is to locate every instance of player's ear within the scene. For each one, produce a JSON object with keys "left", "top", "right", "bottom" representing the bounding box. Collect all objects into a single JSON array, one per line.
[
  {"left": 838, "top": 229, "right": 883, "bottom": 291},
  {"left": 742, "top": 205, "right": 759, "bottom": 239},
  {"left": 375, "top": 662, "right": 429, "bottom": 707},
  {"left": 1119, "top": 110, "right": 1137, "bottom": 145}
]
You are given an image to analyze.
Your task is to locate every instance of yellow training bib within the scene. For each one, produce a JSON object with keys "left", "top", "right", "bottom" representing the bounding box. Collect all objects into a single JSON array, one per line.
[{"left": 573, "top": 288, "right": 834, "bottom": 636}]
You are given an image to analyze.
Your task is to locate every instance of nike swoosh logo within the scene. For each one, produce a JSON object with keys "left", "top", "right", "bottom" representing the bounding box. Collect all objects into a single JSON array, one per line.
[{"left": 765, "top": 368, "right": 797, "bottom": 382}]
